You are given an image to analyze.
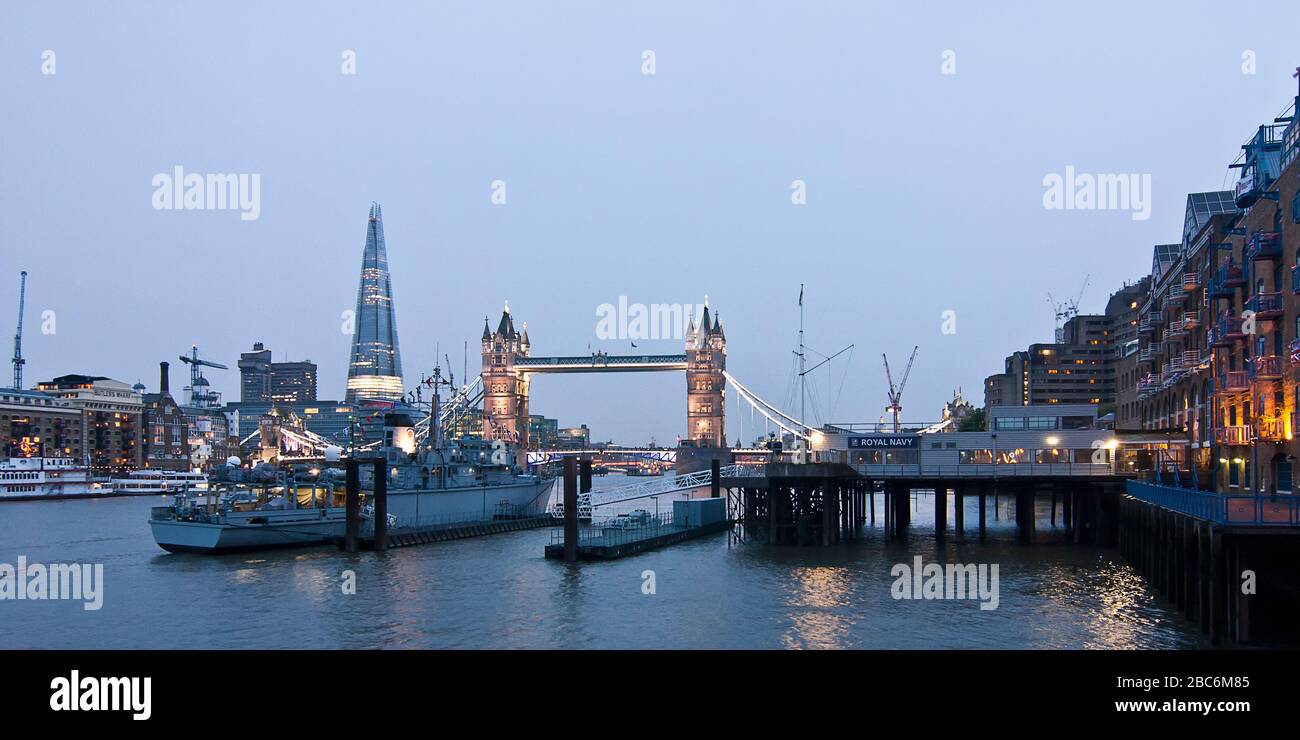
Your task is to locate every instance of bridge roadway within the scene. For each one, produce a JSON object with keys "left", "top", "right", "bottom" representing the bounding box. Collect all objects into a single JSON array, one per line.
[{"left": 516, "top": 353, "right": 686, "bottom": 373}]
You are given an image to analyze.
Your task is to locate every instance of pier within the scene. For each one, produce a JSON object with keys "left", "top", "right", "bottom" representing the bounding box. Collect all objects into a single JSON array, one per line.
[
  {"left": 1121, "top": 482, "right": 1300, "bottom": 646},
  {"left": 723, "top": 463, "right": 1126, "bottom": 546}
]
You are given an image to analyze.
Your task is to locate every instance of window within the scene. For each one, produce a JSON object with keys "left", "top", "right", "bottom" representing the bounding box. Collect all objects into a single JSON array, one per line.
[{"left": 994, "top": 417, "right": 1026, "bottom": 430}]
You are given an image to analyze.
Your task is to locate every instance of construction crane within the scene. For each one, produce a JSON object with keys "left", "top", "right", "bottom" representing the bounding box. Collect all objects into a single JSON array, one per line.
[
  {"left": 1046, "top": 274, "right": 1091, "bottom": 340},
  {"left": 12, "top": 271, "right": 27, "bottom": 390},
  {"left": 179, "top": 344, "right": 228, "bottom": 408},
  {"left": 882, "top": 346, "right": 918, "bottom": 433}
]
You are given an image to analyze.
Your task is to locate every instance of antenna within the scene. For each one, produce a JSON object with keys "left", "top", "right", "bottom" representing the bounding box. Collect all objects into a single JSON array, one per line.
[{"left": 12, "top": 271, "right": 27, "bottom": 390}]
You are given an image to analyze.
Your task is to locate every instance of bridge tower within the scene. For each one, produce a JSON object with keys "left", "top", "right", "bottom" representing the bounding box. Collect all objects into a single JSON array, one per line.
[
  {"left": 482, "top": 304, "right": 531, "bottom": 446},
  {"left": 685, "top": 301, "right": 726, "bottom": 447}
]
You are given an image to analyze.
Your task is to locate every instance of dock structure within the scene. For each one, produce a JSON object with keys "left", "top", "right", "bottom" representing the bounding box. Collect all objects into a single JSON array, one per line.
[
  {"left": 722, "top": 463, "right": 1126, "bottom": 546},
  {"left": 1122, "top": 482, "right": 1300, "bottom": 646},
  {"left": 544, "top": 497, "right": 731, "bottom": 560}
]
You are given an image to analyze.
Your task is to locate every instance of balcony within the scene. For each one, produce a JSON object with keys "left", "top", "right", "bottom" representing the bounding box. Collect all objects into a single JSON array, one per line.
[
  {"left": 1218, "top": 370, "right": 1249, "bottom": 393},
  {"left": 1183, "top": 271, "right": 1200, "bottom": 292},
  {"left": 1256, "top": 415, "right": 1286, "bottom": 442},
  {"left": 1233, "top": 124, "right": 1285, "bottom": 209},
  {"left": 1253, "top": 354, "right": 1283, "bottom": 381},
  {"left": 1207, "top": 264, "right": 1245, "bottom": 298},
  {"left": 1246, "top": 230, "right": 1282, "bottom": 261},
  {"left": 1245, "top": 291, "right": 1284, "bottom": 319},
  {"left": 1216, "top": 425, "right": 1252, "bottom": 445},
  {"left": 1138, "top": 316, "right": 1154, "bottom": 334},
  {"left": 1146, "top": 308, "right": 1163, "bottom": 325},
  {"left": 1182, "top": 310, "right": 1201, "bottom": 329},
  {"left": 1208, "top": 315, "right": 1245, "bottom": 346},
  {"left": 1184, "top": 349, "right": 1207, "bottom": 370},
  {"left": 1166, "top": 317, "right": 1186, "bottom": 338},
  {"left": 1167, "top": 282, "right": 1186, "bottom": 302}
]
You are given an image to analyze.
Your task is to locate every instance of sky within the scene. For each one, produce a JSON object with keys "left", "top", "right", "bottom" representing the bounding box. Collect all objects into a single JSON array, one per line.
[{"left": 3, "top": 1, "right": 1298, "bottom": 445}]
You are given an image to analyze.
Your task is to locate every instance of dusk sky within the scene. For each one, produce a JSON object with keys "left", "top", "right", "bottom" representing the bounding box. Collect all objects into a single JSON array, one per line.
[{"left": 4, "top": 2, "right": 1298, "bottom": 443}]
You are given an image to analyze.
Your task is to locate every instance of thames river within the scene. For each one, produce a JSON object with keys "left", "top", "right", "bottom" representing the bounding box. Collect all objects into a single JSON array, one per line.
[{"left": 1, "top": 478, "right": 1205, "bottom": 649}]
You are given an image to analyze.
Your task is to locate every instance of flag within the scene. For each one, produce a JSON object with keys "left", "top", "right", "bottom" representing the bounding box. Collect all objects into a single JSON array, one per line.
[
  {"left": 631, "top": 341, "right": 638, "bottom": 348},
  {"left": 798, "top": 284, "right": 803, "bottom": 306}
]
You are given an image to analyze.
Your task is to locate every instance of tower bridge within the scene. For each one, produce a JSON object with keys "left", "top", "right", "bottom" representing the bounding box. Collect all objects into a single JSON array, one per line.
[{"left": 481, "top": 301, "right": 728, "bottom": 449}]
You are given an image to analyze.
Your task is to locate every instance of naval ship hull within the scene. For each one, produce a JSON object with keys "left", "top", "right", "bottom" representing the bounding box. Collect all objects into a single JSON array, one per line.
[{"left": 151, "top": 477, "right": 554, "bottom": 554}]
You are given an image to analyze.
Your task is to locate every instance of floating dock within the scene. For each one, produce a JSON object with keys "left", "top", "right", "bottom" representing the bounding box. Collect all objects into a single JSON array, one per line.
[{"left": 545, "top": 498, "right": 730, "bottom": 560}]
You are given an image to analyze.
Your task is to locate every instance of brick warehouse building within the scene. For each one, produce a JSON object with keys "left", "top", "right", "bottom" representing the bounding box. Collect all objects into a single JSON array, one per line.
[{"left": 1111, "top": 83, "right": 1300, "bottom": 493}]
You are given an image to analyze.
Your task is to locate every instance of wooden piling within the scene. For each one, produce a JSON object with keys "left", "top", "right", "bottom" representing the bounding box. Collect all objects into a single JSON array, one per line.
[
  {"left": 954, "top": 486, "right": 964, "bottom": 536},
  {"left": 711, "top": 459, "right": 720, "bottom": 498},
  {"left": 934, "top": 485, "right": 947, "bottom": 539},
  {"left": 372, "top": 459, "right": 388, "bottom": 552},
  {"left": 563, "top": 457, "right": 578, "bottom": 562},
  {"left": 344, "top": 458, "right": 360, "bottom": 553}
]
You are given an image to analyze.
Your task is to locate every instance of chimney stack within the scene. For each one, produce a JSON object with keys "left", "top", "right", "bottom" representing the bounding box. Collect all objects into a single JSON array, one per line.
[{"left": 159, "top": 361, "right": 170, "bottom": 395}]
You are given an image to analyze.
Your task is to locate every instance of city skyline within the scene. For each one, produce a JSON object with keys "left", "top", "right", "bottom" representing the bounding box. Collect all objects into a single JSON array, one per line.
[{"left": 5, "top": 3, "right": 1300, "bottom": 443}]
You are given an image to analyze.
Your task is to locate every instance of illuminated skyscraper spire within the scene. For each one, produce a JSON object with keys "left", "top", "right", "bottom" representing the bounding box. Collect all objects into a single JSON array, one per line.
[{"left": 345, "top": 202, "right": 404, "bottom": 403}]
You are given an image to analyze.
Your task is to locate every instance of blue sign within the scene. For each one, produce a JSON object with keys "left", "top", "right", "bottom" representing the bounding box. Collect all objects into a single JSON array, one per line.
[{"left": 848, "top": 435, "right": 917, "bottom": 449}]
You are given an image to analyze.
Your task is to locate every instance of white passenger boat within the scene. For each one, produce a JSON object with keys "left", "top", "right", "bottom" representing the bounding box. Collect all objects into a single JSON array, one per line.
[
  {"left": 110, "top": 469, "right": 209, "bottom": 496},
  {"left": 0, "top": 457, "right": 106, "bottom": 501}
]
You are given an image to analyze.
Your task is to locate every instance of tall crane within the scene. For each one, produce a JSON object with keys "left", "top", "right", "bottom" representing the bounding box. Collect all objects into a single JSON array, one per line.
[
  {"left": 179, "top": 344, "right": 228, "bottom": 408},
  {"left": 12, "top": 271, "right": 27, "bottom": 390},
  {"left": 882, "top": 346, "right": 918, "bottom": 433},
  {"left": 1046, "top": 274, "right": 1091, "bottom": 340}
]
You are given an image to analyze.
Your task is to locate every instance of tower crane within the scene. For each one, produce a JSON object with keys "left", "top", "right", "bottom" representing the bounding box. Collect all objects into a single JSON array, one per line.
[
  {"left": 882, "top": 346, "right": 918, "bottom": 433},
  {"left": 1046, "top": 274, "right": 1091, "bottom": 339},
  {"left": 179, "top": 344, "right": 228, "bottom": 408},
  {"left": 12, "top": 271, "right": 27, "bottom": 390}
]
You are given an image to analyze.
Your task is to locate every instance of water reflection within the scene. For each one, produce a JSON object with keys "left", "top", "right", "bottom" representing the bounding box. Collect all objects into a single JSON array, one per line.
[{"left": 0, "top": 484, "right": 1209, "bottom": 650}]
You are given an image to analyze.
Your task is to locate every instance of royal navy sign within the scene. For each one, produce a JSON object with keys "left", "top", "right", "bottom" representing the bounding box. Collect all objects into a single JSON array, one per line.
[{"left": 848, "top": 435, "right": 918, "bottom": 449}]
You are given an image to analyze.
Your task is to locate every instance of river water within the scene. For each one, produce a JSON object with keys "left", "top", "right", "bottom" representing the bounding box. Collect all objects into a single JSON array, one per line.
[{"left": 0, "top": 477, "right": 1205, "bottom": 649}]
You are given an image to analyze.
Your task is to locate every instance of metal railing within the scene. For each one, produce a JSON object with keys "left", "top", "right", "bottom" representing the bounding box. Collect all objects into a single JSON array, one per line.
[
  {"left": 850, "top": 463, "right": 1118, "bottom": 478},
  {"left": 1252, "top": 354, "right": 1283, "bottom": 380},
  {"left": 1127, "top": 481, "right": 1300, "bottom": 527},
  {"left": 1244, "top": 291, "right": 1284, "bottom": 316},
  {"left": 549, "top": 511, "right": 684, "bottom": 547},
  {"left": 1245, "top": 230, "right": 1282, "bottom": 261},
  {"left": 1214, "top": 425, "right": 1250, "bottom": 445}
]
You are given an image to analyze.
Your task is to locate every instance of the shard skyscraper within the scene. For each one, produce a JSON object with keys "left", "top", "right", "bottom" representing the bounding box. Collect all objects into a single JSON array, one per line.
[{"left": 345, "top": 202, "right": 404, "bottom": 403}]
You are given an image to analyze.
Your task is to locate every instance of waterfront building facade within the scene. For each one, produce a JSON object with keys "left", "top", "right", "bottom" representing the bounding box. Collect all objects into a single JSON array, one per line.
[
  {"left": 1006, "top": 83, "right": 1300, "bottom": 494},
  {"left": 141, "top": 362, "right": 190, "bottom": 471},
  {"left": 239, "top": 342, "right": 318, "bottom": 403},
  {"left": 34, "top": 374, "right": 143, "bottom": 473},
  {"left": 528, "top": 414, "right": 559, "bottom": 449},
  {"left": 344, "top": 202, "right": 404, "bottom": 403},
  {"left": 0, "top": 387, "right": 83, "bottom": 460}
]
